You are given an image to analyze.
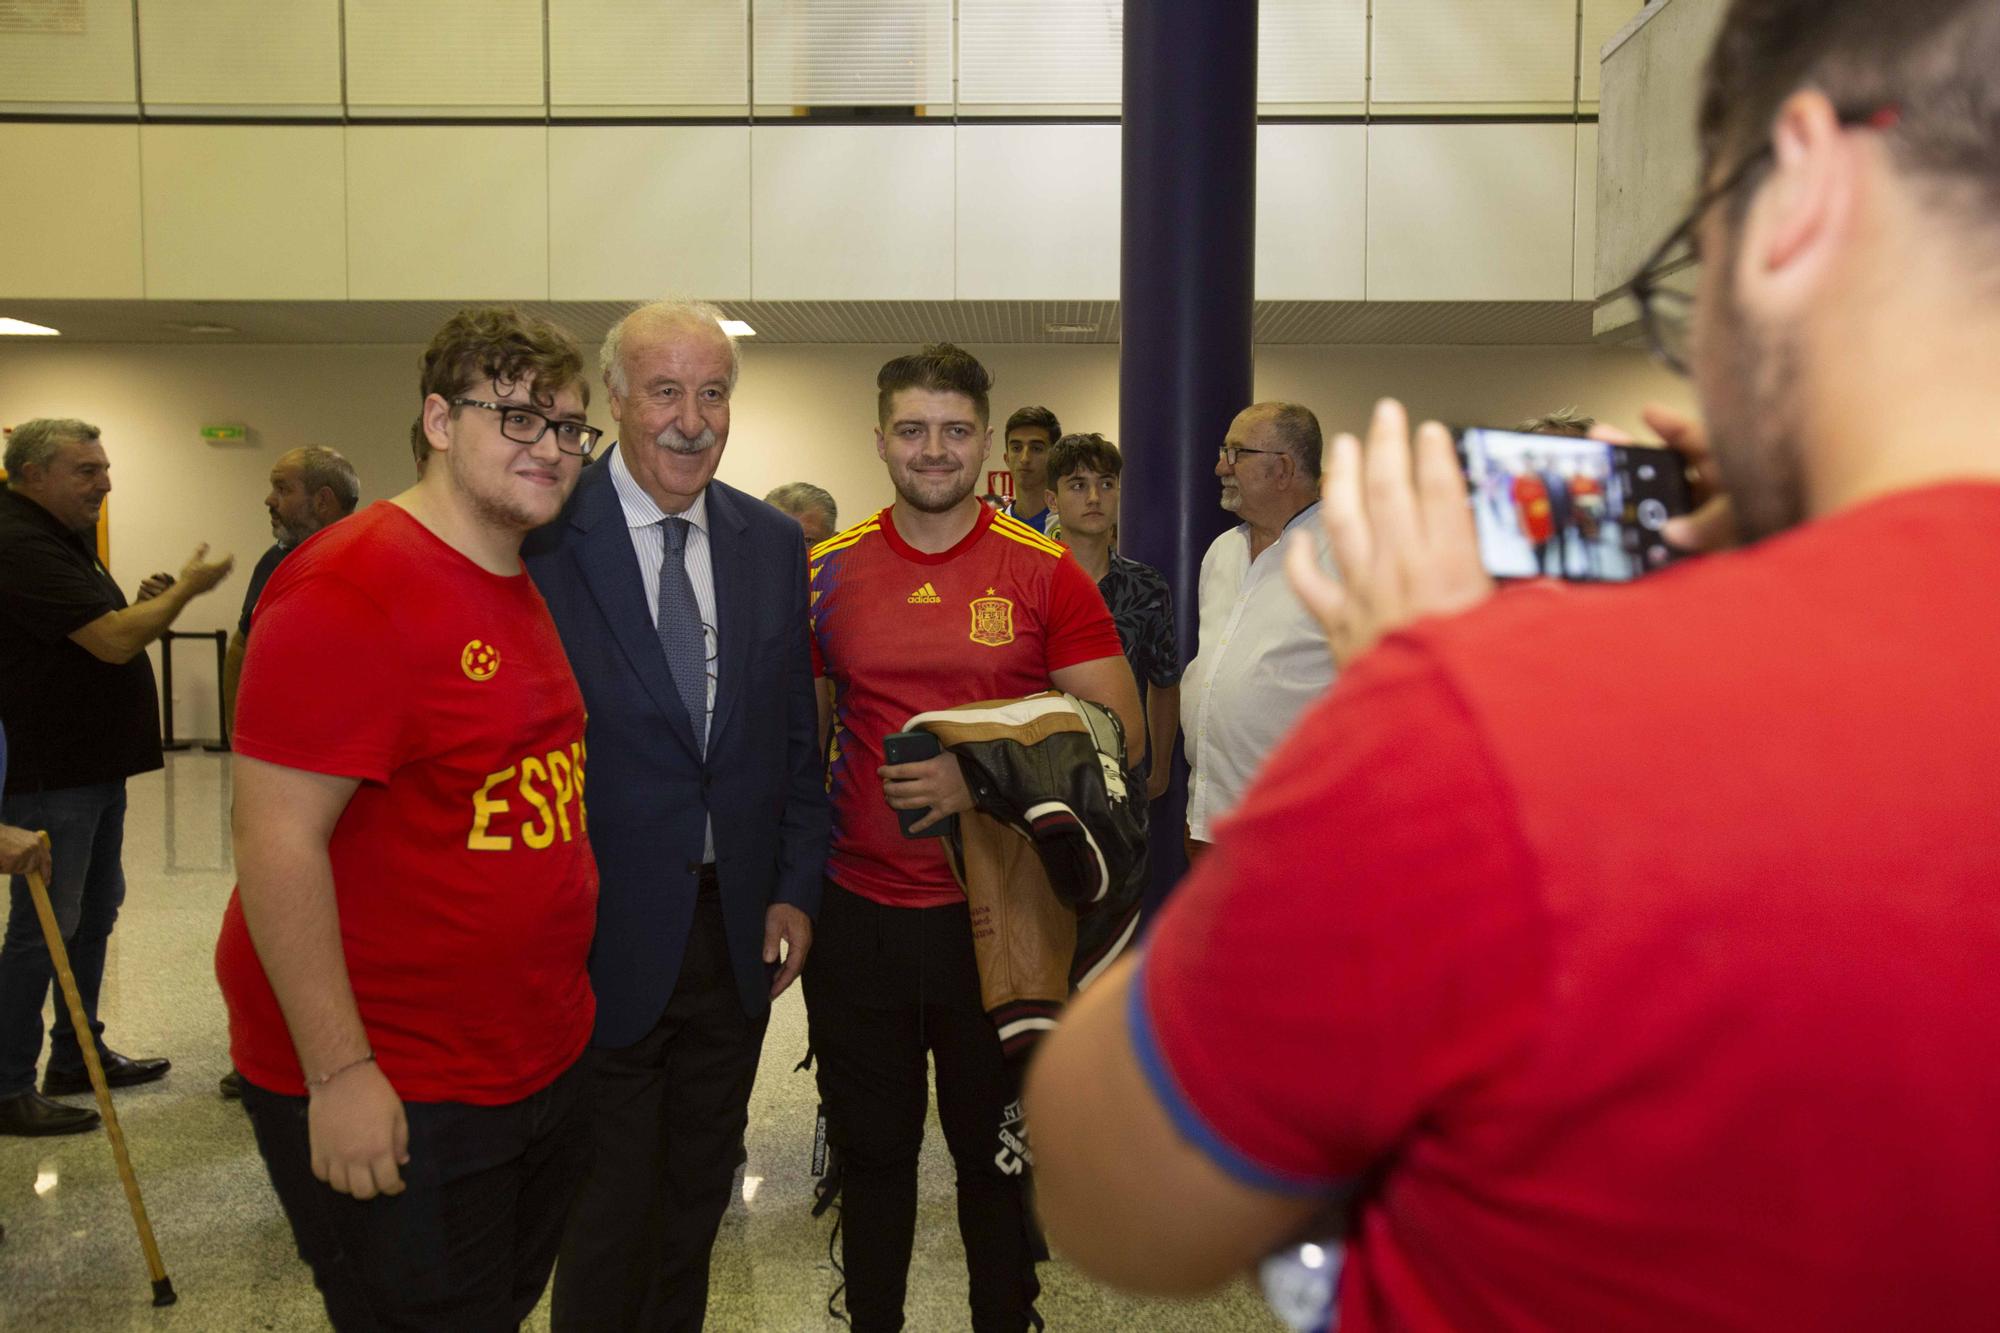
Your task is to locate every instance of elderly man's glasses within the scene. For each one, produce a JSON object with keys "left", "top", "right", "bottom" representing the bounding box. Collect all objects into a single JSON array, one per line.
[
  {"left": 451, "top": 397, "right": 604, "bottom": 458},
  {"left": 1218, "top": 444, "right": 1286, "bottom": 466},
  {"left": 1623, "top": 104, "right": 1900, "bottom": 376}
]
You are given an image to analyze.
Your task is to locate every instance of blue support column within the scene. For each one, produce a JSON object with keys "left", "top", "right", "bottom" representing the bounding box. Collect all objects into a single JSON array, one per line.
[{"left": 1120, "top": 0, "right": 1257, "bottom": 919}]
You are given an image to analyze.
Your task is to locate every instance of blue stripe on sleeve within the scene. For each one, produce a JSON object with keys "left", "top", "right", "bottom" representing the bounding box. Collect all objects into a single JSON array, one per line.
[{"left": 1126, "top": 952, "right": 1339, "bottom": 1199}]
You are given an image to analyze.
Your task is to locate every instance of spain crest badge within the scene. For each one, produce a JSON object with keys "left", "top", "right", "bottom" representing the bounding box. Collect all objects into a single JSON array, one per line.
[{"left": 969, "top": 589, "right": 1015, "bottom": 647}]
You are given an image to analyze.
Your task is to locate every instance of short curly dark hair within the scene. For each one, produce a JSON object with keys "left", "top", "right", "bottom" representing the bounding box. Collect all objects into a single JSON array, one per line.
[
  {"left": 411, "top": 306, "right": 589, "bottom": 468},
  {"left": 1047, "top": 433, "right": 1122, "bottom": 486},
  {"left": 876, "top": 343, "right": 993, "bottom": 428}
]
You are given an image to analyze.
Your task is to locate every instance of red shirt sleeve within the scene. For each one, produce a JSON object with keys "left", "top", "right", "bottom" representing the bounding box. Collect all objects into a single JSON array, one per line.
[
  {"left": 1131, "top": 637, "right": 1547, "bottom": 1189},
  {"left": 233, "top": 569, "right": 410, "bottom": 784},
  {"left": 1044, "top": 552, "right": 1125, "bottom": 672}
]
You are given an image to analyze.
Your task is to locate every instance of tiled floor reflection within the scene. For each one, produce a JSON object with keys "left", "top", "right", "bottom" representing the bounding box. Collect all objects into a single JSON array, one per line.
[{"left": 0, "top": 755, "right": 1280, "bottom": 1331}]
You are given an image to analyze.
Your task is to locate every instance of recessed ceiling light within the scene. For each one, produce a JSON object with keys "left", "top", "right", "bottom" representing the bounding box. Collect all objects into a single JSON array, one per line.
[
  {"left": 1044, "top": 322, "right": 1096, "bottom": 335},
  {"left": 163, "top": 321, "right": 238, "bottom": 335},
  {"left": 0, "top": 317, "right": 60, "bottom": 336},
  {"left": 719, "top": 319, "right": 757, "bottom": 337}
]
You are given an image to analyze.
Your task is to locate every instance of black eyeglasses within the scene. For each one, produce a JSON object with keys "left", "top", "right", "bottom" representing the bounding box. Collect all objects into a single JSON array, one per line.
[
  {"left": 1624, "top": 104, "right": 1901, "bottom": 376},
  {"left": 450, "top": 397, "right": 604, "bottom": 458},
  {"left": 1218, "top": 444, "right": 1286, "bottom": 466}
]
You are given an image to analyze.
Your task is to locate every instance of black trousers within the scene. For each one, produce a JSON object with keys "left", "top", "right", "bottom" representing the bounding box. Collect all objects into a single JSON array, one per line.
[
  {"left": 804, "top": 881, "right": 1040, "bottom": 1333},
  {"left": 552, "top": 892, "right": 769, "bottom": 1332},
  {"left": 241, "top": 1059, "right": 588, "bottom": 1333}
]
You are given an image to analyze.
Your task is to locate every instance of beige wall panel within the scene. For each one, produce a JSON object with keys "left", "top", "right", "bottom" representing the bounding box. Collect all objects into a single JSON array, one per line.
[
  {"left": 0, "top": 0, "right": 136, "bottom": 109},
  {"left": 1367, "top": 123, "right": 1577, "bottom": 301},
  {"left": 1256, "top": 124, "right": 1366, "bottom": 301},
  {"left": 753, "top": 0, "right": 952, "bottom": 110},
  {"left": 344, "top": 0, "right": 544, "bottom": 114},
  {"left": 1370, "top": 0, "right": 1577, "bottom": 109},
  {"left": 1259, "top": 0, "right": 1366, "bottom": 110},
  {"left": 750, "top": 127, "right": 953, "bottom": 300},
  {"left": 954, "top": 127, "right": 1119, "bottom": 300},
  {"left": 345, "top": 128, "right": 548, "bottom": 300},
  {"left": 958, "top": 0, "right": 1120, "bottom": 108},
  {"left": 1575, "top": 123, "right": 1599, "bottom": 300},
  {"left": 0, "top": 124, "right": 143, "bottom": 297},
  {"left": 138, "top": 0, "right": 342, "bottom": 113},
  {"left": 140, "top": 127, "right": 346, "bottom": 300},
  {"left": 549, "top": 0, "right": 748, "bottom": 113},
  {"left": 549, "top": 127, "right": 750, "bottom": 301}
]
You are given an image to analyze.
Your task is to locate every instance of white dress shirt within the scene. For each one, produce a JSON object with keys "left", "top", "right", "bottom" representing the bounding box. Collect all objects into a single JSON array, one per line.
[
  {"left": 1181, "top": 501, "right": 1337, "bottom": 842},
  {"left": 608, "top": 443, "right": 718, "bottom": 858}
]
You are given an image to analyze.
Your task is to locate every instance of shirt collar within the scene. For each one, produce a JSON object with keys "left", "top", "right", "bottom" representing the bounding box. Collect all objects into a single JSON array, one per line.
[
  {"left": 0, "top": 486, "right": 92, "bottom": 550},
  {"left": 1234, "top": 498, "right": 1322, "bottom": 544},
  {"left": 609, "top": 442, "right": 709, "bottom": 534}
]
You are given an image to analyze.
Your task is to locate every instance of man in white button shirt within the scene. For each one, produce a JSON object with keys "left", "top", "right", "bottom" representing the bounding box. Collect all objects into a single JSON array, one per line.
[
  {"left": 525, "top": 301, "right": 829, "bottom": 1330},
  {"left": 1181, "top": 402, "right": 1336, "bottom": 858}
]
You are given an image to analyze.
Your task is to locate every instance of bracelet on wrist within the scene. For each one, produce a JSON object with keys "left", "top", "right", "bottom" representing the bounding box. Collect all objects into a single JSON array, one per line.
[{"left": 306, "top": 1051, "right": 375, "bottom": 1094}]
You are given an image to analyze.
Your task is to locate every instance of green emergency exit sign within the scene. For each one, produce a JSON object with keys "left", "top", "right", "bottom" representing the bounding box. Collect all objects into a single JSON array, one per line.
[{"left": 200, "top": 425, "right": 247, "bottom": 442}]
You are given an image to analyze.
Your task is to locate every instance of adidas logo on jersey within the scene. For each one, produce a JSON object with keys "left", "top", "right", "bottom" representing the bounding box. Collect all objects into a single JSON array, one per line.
[{"left": 907, "top": 582, "right": 943, "bottom": 604}]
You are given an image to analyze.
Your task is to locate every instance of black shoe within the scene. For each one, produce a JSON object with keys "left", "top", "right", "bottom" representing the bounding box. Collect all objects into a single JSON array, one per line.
[
  {"left": 219, "top": 1070, "right": 243, "bottom": 1100},
  {"left": 0, "top": 1090, "right": 101, "bottom": 1136},
  {"left": 41, "top": 1049, "right": 171, "bottom": 1096}
]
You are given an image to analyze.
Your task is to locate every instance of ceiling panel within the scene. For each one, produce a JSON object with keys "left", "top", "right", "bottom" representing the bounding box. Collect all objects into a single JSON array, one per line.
[{"left": 0, "top": 299, "right": 1596, "bottom": 347}]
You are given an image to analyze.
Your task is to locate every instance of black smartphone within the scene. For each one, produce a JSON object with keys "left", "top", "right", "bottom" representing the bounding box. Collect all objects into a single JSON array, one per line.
[
  {"left": 1455, "top": 426, "right": 1694, "bottom": 583},
  {"left": 881, "top": 729, "right": 958, "bottom": 840}
]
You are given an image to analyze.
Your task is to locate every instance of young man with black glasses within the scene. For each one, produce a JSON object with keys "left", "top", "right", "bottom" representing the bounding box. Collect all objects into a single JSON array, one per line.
[
  {"left": 217, "top": 306, "right": 602, "bottom": 1328},
  {"left": 1029, "top": 1, "right": 2000, "bottom": 1328}
]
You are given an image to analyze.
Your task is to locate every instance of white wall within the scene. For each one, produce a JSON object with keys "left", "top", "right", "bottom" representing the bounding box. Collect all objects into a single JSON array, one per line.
[{"left": 0, "top": 339, "right": 1689, "bottom": 738}]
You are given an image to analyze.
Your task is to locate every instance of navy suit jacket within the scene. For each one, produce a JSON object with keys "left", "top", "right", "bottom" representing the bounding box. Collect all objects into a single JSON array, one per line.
[{"left": 525, "top": 455, "right": 829, "bottom": 1044}]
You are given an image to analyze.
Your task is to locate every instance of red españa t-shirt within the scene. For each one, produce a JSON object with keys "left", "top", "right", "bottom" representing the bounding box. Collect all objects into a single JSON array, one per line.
[
  {"left": 215, "top": 503, "right": 597, "bottom": 1105},
  {"left": 1138, "top": 484, "right": 2000, "bottom": 1330},
  {"left": 810, "top": 505, "right": 1124, "bottom": 908}
]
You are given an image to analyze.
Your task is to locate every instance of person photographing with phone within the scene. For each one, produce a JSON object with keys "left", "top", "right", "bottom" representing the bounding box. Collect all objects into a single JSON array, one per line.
[
  {"left": 1026, "top": 1, "right": 2000, "bottom": 1328},
  {"left": 805, "top": 343, "right": 1140, "bottom": 1332}
]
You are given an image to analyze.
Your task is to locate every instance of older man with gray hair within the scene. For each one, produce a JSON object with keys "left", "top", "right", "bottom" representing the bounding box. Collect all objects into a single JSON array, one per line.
[
  {"left": 765, "top": 480, "right": 839, "bottom": 546},
  {"left": 1181, "top": 401, "right": 1338, "bottom": 862},
  {"left": 526, "top": 301, "right": 829, "bottom": 1330},
  {"left": 0, "top": 418, "right": 232, "bottom": 1135}
]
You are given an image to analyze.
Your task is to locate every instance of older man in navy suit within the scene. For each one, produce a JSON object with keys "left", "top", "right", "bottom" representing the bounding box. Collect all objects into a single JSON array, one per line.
[{"left": 526, "top": 301, "right": 829, "bottom": 1331}]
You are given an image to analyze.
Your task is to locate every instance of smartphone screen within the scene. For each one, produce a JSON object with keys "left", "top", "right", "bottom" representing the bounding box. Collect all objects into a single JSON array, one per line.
[{"left": 1455, "top": 426, "right": 1693, "bottom": 583}]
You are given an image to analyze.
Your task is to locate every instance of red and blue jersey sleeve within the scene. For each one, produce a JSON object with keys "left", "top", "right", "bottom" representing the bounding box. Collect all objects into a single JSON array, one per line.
[{"left": 1131, "top": 637, "right": 1548, "bottom": 1190}]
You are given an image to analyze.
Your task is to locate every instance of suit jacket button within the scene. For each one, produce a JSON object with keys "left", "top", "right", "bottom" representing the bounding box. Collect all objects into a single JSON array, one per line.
[{"left": 686, "top": 861, "right": 702, "bottom": 874}]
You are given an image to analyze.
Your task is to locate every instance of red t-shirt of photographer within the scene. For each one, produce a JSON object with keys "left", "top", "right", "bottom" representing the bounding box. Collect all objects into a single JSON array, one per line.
[{"left": 215, "top": 503, "right": 597, "bottom": 1105}]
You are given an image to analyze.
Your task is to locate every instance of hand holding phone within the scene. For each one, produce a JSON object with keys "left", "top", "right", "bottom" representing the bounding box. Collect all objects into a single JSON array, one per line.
[
  {"left": 1286, "top": 399, "right": 1493, "bottom": 670},
  {"left": 880, "top": 730, "right": 961, "bottom": 839}
]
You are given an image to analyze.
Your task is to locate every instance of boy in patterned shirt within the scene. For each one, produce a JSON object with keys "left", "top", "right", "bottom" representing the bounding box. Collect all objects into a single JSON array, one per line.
[{"left": 1046, "top": 433, "right": 1182, "bottom": 803}]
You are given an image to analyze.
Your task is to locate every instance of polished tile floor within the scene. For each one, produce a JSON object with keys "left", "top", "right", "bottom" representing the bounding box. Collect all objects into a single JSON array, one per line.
[{"left": 0, "top": 755, "right": 1279, "bottom": 1331}]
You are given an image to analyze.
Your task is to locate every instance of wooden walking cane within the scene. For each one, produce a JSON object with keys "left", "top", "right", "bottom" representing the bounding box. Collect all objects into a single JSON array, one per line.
[{"left": 24, "top": 832, "right": 177, "bottom": 1307}]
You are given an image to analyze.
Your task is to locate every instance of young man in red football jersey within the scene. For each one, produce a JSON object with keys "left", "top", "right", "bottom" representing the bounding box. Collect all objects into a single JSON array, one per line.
[
  {"left": 1028, "top": 2, "right": 2000, "bottom": 1331},
  {"left": 216, "top": 306, "right": 604, "bottom": 1329},
  {"left": 805, "top": 344, "right": 1141, "bottom": 1332}
]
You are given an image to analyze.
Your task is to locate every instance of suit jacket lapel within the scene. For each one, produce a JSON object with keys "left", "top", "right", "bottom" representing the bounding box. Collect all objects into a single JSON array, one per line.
[
  {"left": 572, "top": 459, "right": 702, "bottom": 757},
  {"left": 706, "top": 483, "right": 752, "bottom": 748}
]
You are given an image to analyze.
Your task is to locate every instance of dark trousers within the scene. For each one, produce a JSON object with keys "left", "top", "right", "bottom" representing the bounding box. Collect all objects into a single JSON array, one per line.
[
  {"left": 804, "top": 881, "right": 1040, "bottom": 1333},
  {"left": 0, "top": 781, "right": 127, "bottom": 1096},
  {"left": 241, "top": 1059, "right": 588, "bottom": 1332},
  {"left": 552, "top": 892, "right": 769, "bottom": 1332}
]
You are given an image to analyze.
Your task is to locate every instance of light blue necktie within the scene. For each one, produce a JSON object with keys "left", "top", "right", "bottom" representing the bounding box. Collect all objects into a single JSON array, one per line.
[{"left": 656, "top": 517, "right": 707, "bottom": 756}]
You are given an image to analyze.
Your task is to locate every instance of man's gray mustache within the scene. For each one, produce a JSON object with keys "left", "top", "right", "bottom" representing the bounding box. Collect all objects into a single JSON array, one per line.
[{"left": 653, "top": 427, "right": 717, "bottom": 456}]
